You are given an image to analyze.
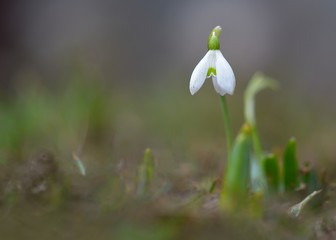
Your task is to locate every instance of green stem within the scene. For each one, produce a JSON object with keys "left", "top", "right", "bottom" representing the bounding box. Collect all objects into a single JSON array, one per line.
[{"left": 219, "top": 96, "right": 233, "bottom": 161}]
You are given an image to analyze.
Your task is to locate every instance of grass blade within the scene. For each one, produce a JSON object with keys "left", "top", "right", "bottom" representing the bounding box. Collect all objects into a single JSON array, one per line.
[
  {"left": 137, "top": 148, "right": 155, "bottom": 197},
  {"left": 283, "top": 138, "right": 299, "bottom": 192},
  {"left": 263, "top": 154, "right": 280, "bottom": 192}
]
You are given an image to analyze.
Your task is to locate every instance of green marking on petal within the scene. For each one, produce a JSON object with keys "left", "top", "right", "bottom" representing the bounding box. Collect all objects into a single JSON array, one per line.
[{"left": 207, "top": 67, "right": 216, "bottom": 77}]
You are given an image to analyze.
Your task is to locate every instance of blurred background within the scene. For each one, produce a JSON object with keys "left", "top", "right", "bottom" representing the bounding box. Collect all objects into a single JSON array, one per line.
[
  {"left": 0, "top": 0, "right": 335, "bottom": 168},
  {"left": 1, "top": 1, "right": 336, "bottom": 239}
]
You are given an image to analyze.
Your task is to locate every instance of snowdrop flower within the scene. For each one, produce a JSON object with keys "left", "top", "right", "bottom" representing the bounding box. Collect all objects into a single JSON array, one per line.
[{"left": 190, "top": 26, "right": 235, "bottom": 96}]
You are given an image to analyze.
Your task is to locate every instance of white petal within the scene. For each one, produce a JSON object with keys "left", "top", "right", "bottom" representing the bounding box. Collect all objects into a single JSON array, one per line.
[
  {"left": 212, "top": 77, "right": 226, "bottom": 96},
  {"left": 189, "top": 51, "right": 213, "bottom": 95},
  {"left": 215, "top": 50, "right": 235, "bottom": 95}
]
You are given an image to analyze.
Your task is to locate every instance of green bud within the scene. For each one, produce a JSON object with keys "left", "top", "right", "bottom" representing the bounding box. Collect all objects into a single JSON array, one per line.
[{"left": 208, "top": 26, "right": 221, "bottom": 50}]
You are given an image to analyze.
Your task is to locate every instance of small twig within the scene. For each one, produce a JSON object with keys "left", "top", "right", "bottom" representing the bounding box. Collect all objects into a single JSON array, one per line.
[{"left": 288, "top": 190, "right": 322, "bottom": 218}]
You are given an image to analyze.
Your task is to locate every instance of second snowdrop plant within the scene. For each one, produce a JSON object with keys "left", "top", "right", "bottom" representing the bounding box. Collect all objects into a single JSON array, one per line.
[{"left": 189, "top": 26, "right": 322, "bottom": 215}]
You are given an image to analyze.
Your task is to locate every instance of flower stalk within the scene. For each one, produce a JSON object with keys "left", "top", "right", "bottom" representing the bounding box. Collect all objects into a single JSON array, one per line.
[{"left": 220, "top": 95, "right": 233, "bottom": 161}]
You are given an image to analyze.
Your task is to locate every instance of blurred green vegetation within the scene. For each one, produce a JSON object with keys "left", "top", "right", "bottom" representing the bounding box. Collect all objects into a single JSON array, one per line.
[{"left": 0, "top": 68, "right": 335, "bottom": 239}]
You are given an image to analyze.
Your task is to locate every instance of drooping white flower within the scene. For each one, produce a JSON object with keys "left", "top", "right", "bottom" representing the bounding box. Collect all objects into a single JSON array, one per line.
[{"left": 190, "top": 26, "right": 235, "bottom": 96}]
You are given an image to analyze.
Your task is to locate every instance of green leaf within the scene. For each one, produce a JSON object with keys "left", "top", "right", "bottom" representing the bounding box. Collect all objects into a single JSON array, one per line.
[
  {"left": 263, "top": 154, "right": 280, "bottom": 192},
  {"left": 302, "top": 166, "right": 321, "bottom": 194},
  {"left": 283, "top": 138, "right": 299, "bottom": 192},
  {"left": 244, "top": 72, "right": 278, "bottom": 126},
  {"left": 302, "top": 166, "right": 322, "bottom": 207},
  {"left": 221, "top": 123, "right": 252, "bottom": 209},
  {"left": 137, "top": 148, "right": 155, "bottom": 197},
  {"left": 244, "top": 72, "right": 278, "bottom": 163},
  {"left": 72, "top": 152, "right": 87, "bottom": 176},
  {"left": 209, "top": 178, "right": 219, "bottom": 193}
]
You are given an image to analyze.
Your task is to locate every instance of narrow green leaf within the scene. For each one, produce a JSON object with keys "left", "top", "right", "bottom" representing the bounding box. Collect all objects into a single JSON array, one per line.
[
  {"left": 143, "top": 148, "right": 155, "bottom": 181},
  {"left": 209, "top": 178, "right": 219, "bottom": 193},
  {"left": 263, "top": 154, "right": 280, "bottom": 192},
  {"left": 283, "top": 138, "right": 299, "bottom": 192},
  {"left": 244, "top": 72, "right": 278, "bottom": 164},
  {"left": 302, "top": 166, "right": 322, "bottom": 207},
  {"left": 302, "top": 166, "right": 321, "bottom": 194},
  {"left": 137, "top": 148, "right": 155, "bottom": 197},
  {"left": 244, "top": 72, "right": 278, "bottom": 127},
  {"left": 221, "top": 123, "right": 252, "bottom": 209},
  {"left": 72, "top": 152, "right": 87, "bottom": 176}
]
